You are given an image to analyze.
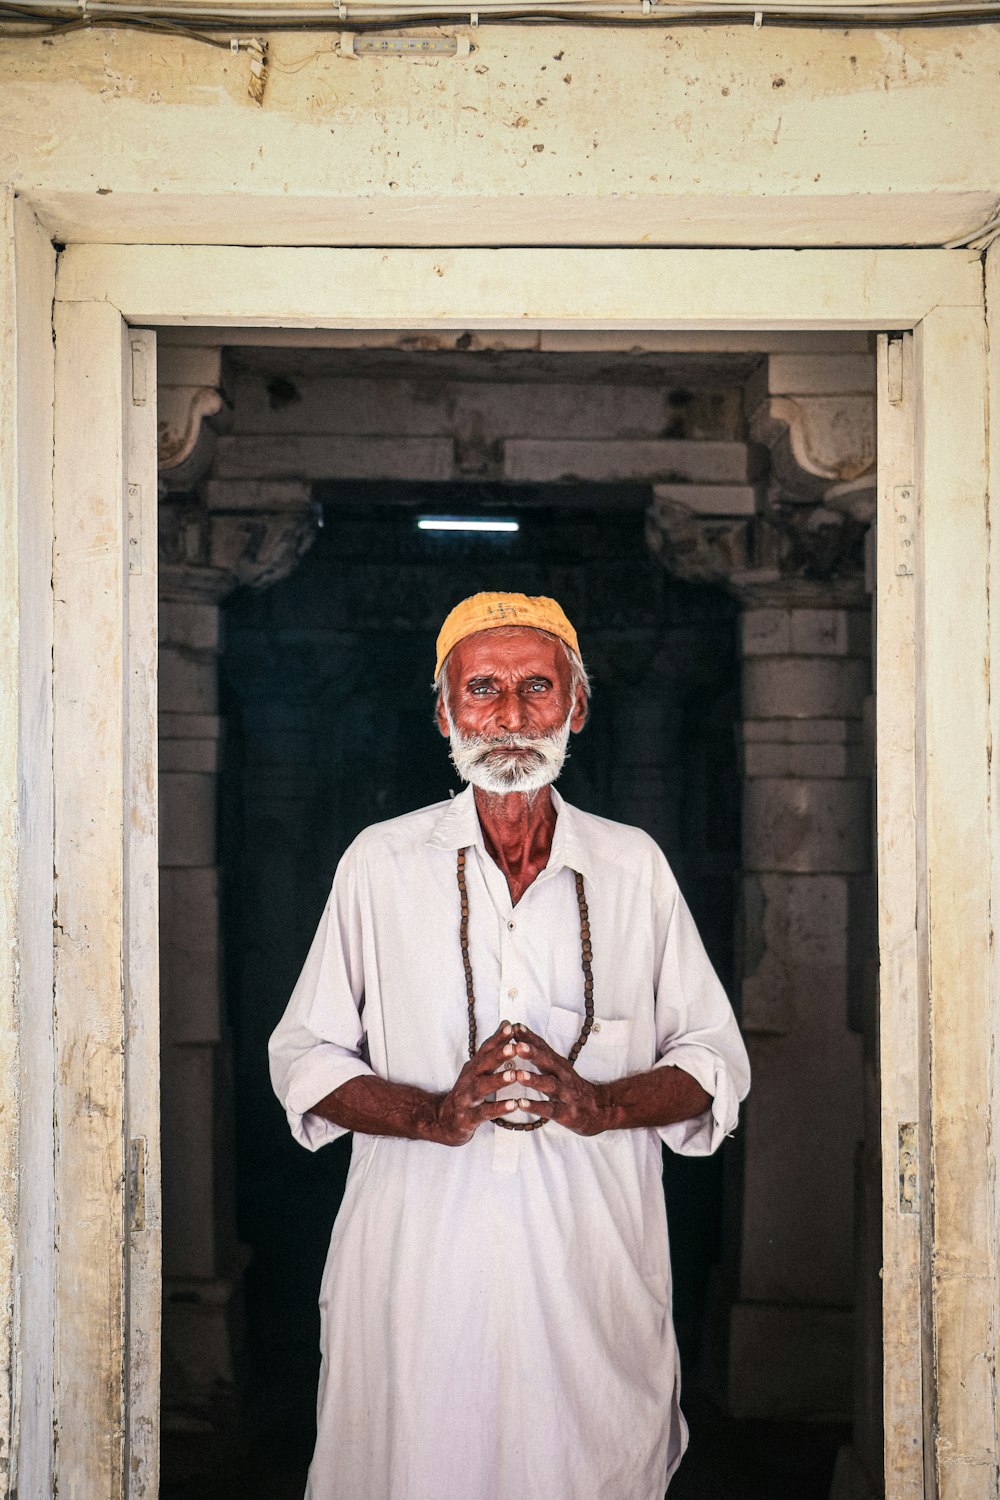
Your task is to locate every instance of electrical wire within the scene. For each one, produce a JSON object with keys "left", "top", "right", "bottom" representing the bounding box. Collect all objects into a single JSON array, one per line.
[{"left": 2, "top": 0, "right": 1000, "bottom": 31}]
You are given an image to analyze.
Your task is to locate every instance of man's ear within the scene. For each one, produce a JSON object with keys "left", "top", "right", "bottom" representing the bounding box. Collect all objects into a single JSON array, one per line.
[
  {"left": 570, "top": 683, "right": 589, "bottom": 734},
  {"left": 435, "top": 687, "right": 450, "bottom": 739}
]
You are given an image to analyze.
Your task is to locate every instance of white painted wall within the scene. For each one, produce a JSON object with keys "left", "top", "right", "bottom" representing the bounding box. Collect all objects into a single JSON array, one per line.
[{"left": 0, "top": 24, "right": 998, "bottom": 246}]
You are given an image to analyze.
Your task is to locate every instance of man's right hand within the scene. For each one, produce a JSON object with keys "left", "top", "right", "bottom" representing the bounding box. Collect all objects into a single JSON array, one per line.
[
  {"left": 431, "top": 1021, "right": 536, "bottom": 1145},
  {"left": 307, "top": 1021, "right": 537, "bottom": 1146}
]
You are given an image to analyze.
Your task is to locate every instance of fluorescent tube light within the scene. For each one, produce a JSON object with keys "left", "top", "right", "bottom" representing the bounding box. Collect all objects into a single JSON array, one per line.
[{"left": 417, "top": 517, "right": 520, "bottom": 533}]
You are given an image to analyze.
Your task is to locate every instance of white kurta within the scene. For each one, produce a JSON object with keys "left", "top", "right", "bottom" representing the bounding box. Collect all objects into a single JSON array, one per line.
[{"left": 269, "top": 787, "right": 750, "bottom": 1500}]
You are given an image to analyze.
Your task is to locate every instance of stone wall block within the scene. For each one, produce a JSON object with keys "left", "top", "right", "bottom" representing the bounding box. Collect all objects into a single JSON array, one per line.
[
  {"left": 740, "top": 872, "right": 851, "bottom": 1033},
  {"left": 764, "top": 353, "right": 876, "bottom": 397},
  {"left": 742, "top": 656, "right": 869, "bottom": 720},
  {"left": 159, "top": 772, "right": 217, "bottom": 868},
  {"left": 214, "top": 432, "right": 454, "bottom": 483},
  {"left": 161, "top": 1048, "right": 217, "bottom": 1280},
  {"left": 739, "top": 1024, "right": 862, "bottom": 1306},
  {"left": 743, "top": 777, "right": 870, "bottom": 872},
  {"left": 160, "top": 867, "right": 222, "bottom": 1045},
  {"left": 743, "top": 742, "right": 791, "bottom": 778},
  {"left": 743, "top": 716, "right": 862, "bottom": 745},
  {"left": 159, "top": 600, "right": 222, "bottom": 653},
  {"left": 158, "top": 647, "right": 219, "bottom": 716},
  {"left": 158, "top": 736, "right": 220, "bottom": 774},
  {"left": 744, "top": 740, "right": 867, "bottom": 778},
  {"left": 740, "top": 607, "right": 792, "bottom": 657},
  {"left": 788, "top": 608, "right": 869, "bottom": 656}
]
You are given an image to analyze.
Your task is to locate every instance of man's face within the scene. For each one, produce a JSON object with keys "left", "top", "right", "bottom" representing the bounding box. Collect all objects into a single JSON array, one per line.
[{"left": 435, "top": 627, "right": 588, "bottom": 794}]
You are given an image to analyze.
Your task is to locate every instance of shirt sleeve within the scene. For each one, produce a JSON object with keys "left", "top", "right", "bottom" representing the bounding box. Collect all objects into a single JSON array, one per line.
[
  {"left": 268, "top": 845, "right": 376, "bottom": 1151},
  {"left": 650, "top": 870, "right": 751, "bottom": 1156}
]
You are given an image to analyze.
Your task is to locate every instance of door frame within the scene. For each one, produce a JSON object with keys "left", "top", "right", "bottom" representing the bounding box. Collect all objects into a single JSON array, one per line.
[{"left": 8, "top": 224, "right": 998, "bottom": 1498}]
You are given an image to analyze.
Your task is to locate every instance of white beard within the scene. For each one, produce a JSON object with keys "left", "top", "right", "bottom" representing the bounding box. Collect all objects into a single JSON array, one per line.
[{"left": 446, "top": 707, "right": 573, "bottom": 795}]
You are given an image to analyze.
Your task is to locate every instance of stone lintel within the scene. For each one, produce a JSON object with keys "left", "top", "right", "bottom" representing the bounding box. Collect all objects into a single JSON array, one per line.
[
  {"left": 202, "top": 477, "right": 313, "bottom": 512},
  {"left": 507, "top": 437, "right": 763, "bottom": 485},
  {"left": 649, "top": 480, "right": 762, "bottom": 516}
]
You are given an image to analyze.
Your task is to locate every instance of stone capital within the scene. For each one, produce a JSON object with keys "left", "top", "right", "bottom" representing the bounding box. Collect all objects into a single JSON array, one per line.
[
  {"left": 645, "top": 492, "right": 871, "bottom": 607},
  {"left": 158, "top": 482, "right": 319, "bottom": 603}
]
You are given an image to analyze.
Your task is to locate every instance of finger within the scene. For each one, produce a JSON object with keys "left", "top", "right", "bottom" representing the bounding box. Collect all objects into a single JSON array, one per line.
[
  {"left": 475, "top": 1034, "right": 534, "bottom": 1071},
  {"left": 513, "top": 1029, "right": 571, "bottom": 1074},
  {"left": 469, "top": 1021, "right": 515, "bottom": 1065},
  {"left": 474, "top": 1096, "right": 544, "bottom": 1121},
  {"left": 517, "top": 1071, "right": 558, "bottom": 1097},
  {"left": 469, "top": 1067, "right": 533, "bottom": 1101}
]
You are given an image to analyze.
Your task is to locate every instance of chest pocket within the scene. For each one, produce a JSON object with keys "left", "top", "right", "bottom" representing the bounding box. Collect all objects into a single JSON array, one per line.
[{"left": 546, "top": 1005, "right": 632, "bottom": 1084}]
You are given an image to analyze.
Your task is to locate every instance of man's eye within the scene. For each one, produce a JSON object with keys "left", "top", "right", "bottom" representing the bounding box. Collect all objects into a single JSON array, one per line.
[
  {"left": 469, "top": 683, "right": 494, "bottom": 696},
  {"left": 526, "top": 682, "right": 549, "bottom": 692}
]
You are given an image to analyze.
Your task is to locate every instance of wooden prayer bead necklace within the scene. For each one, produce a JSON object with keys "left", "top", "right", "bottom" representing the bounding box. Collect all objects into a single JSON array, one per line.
[{"left": 457, "top": 846, "right": 594, "bottom": 1131}]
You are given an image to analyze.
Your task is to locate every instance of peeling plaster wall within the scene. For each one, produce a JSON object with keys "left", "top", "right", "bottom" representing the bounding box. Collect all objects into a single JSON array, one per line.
[{"left": 0, "top": 24, "right": 999, "bottom": 245}]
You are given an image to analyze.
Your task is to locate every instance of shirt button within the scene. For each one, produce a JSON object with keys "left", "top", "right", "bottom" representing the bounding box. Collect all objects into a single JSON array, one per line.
[
  {"left": 508, "top": 987, "right": 518, "bottom": 1000},
  {"left": 592, "top": 1022, "right": 601, "bottom": 1033},
  {"left": 507, "top": 920, "right": 516, "bottom": 931}
]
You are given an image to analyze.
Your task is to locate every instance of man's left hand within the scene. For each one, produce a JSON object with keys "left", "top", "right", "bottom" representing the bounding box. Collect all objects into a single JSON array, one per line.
[
  {"left": 507, "top": 1025, "right": 609, "bottom": 1135},
  {"left": 508, "top": 1023, "right": 714, "bottom": 1135}
]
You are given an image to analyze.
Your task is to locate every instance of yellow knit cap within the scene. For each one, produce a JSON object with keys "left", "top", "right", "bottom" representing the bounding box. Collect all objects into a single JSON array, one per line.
[{"left": 434, "top": 592, "right": 580, "bottom": 682}]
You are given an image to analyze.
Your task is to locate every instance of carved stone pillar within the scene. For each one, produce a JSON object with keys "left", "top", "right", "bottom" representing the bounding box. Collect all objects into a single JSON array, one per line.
[
  {"left": 647, "top": 359, "right": 877, "bottom": 1426},
  {"left": 158, "top": 480, "right": 319, "bottom": 1417},
  {"left": 728, "top": 596, "right": 871, "bottom": 1419}
]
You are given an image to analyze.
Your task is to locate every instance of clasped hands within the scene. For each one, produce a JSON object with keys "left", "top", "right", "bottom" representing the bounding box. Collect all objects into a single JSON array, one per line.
[{"left": 433, "top": 1020, "right": 607, "bottom": 1146}]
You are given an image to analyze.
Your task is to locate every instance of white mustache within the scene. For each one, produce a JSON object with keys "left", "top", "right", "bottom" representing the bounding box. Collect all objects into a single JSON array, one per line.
[{"left": 446, "top": 714, "right": 572, "bottom": 794}]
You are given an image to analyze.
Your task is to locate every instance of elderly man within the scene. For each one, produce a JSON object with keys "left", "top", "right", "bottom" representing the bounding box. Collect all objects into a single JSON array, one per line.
[{"left": 269, "top": 590, "right": 750, "bottom": 1500}]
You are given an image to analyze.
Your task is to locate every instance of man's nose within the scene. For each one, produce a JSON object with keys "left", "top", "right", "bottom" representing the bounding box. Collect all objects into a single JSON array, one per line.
[{"left": 494, "top": 691, "right": 527, "bottom": 733}]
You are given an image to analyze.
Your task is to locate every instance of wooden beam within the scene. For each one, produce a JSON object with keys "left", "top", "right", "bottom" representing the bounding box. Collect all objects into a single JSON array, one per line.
[
  {"left": 52, "top": 299, "right": 128, "bottom": 1500},
  {"left": 56, "top": 247, "right": 982, "bottom": 331},
  {"left": 915, "top": 301, "right": 999, "bottom": 1500}
]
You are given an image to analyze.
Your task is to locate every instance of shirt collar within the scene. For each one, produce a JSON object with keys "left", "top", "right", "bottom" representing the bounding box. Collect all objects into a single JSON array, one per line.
[{"left": 426, "top": 784, "right": 595, "bottom": 880}]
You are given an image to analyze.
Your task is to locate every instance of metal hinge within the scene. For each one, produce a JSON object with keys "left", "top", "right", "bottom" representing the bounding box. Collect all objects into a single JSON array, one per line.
[
  {"left": 127, "top": 482, "right": 143, "bottom": 575},
  {"left": 887, "top": 334, "right": 906, "bottom": 406},
  {"left": 128, "top": 1136, "right": 147, "bottom": 1232},
  {"left": 898, "top": 1122, "right": 919, "bottom": 1213},
  {"left": 130, "top": 338, "right": 148, "bottom": 407},
  {"left": 892, "top": 485, "right": 916, "bottom": 578}
]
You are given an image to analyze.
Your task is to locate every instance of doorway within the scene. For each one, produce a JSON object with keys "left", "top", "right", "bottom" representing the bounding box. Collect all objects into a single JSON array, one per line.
[
  {"left": 155, "top": 334, "right": 875, "bottom": 1499},
  {"left": 32, "top": 242, "right": 994, "bottom": 1500}
]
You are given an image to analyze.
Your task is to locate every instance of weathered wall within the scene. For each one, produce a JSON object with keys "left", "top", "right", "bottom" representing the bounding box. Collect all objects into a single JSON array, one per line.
[
  {"left": 0, "top": 181, "right": 19, "bottom": 1500},
  {"left": 0, "top": 23, "right": 998, "bottom": 246}
]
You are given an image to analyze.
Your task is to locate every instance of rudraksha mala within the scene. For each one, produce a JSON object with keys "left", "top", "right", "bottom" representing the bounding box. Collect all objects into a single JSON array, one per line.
[{"left": 457, "top": 846, "right": 594, "bottom": 1130}]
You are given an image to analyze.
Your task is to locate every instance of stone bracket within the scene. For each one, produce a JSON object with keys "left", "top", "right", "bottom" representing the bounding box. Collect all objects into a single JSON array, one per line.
[
  {"left": 746, "top": 353, "right": 876, "bottom": 505},
  {"left": 157, "top": 344, "right": 232, "bottom": 492}
]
